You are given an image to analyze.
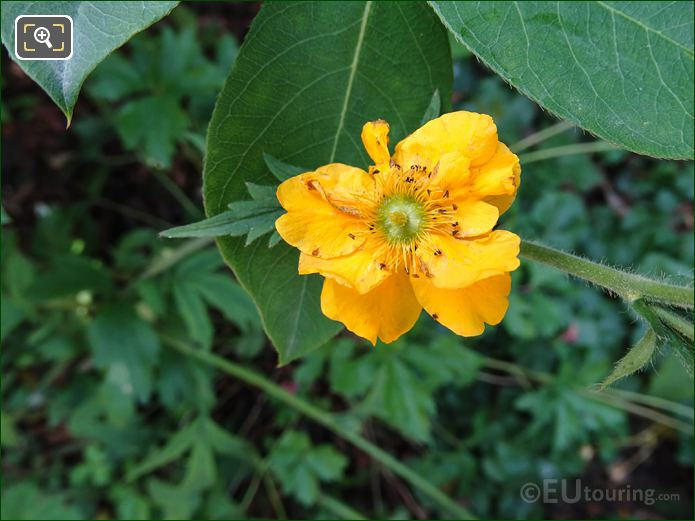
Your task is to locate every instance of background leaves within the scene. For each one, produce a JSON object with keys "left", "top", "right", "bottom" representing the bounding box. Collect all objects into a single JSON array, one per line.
[
  {"left": 203, "top": 1, "right": 453, "bottom": 364},
  {"left": 430, "top": 1, "right": 694, "bottom": 159},
  {"left": 0, "top": 1, "right": 179, "bottom": 123}
]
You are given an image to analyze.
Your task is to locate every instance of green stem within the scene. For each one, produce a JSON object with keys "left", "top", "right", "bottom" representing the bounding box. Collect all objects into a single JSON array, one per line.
[
  {"left": 509, "top": 120, "right": 574, "bottom": 153},
  {"left": 138, "top": 237, "right": 213, "bottom": 282},
  {"left": 263, "top": 474, "right": 288, "bottom": 519},
  {"left": 651, "top": 305, "right": 695, "bottom": 342},
  {"left": 520, "top": 240, "right": 694, "bottom": 309},
  {"left": 163, "top": 336, "right": 474, "bottom": 519},
  {"left": 608, "top": 387, "right": 693, "bottom": 420},
  {"left": 151, "top": 169, "right": 203, "bottom": 220},
  {"left": 518, "top": 141, "right": 618, "bottom": 164},
  {"left": 318, "top": 494, "right": 367, "bottom": 520}
]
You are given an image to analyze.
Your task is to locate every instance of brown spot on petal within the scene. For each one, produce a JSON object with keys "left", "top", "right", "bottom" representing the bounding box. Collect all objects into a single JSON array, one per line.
[
  {"left": 379, "top": 263, "right": 387, "bottom": 270},
  {"left": 312, "top": 248, "right": 319, "bottom": 256},
  {"left": 443, "top": 190, "right": 449, "bottom": 198},
  {"left": 452, "top": 230, "right": 459, "bottom": 237},
  {"left": 348, "top": 233, "right": 356, "bottom": 240},
  {"left": 432, "top": 313, "right": 439, "bottom": 320},
  {"left": 433, "top": 249, "right": 442, "bottom": 256},
  {"left": 452, "top": 203, "right": 458, "bottom": 211}
]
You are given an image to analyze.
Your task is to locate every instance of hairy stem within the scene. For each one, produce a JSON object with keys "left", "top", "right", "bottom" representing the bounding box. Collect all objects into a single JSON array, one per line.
[
  {"left": 163, "top": 336, "right": 474, "bottom": 519},
  {"left": 651, "top": 305, "right": 694, "bottom": 342},
  {"left": 520, "top": 240, "right": 694, "bottom": 309}
]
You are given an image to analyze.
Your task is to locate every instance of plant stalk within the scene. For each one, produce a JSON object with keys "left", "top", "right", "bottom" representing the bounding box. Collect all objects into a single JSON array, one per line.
[
  {"left": 510, "top": 120, "right": 574, "bottom": 153},
  {"left": 520, "top": 240, "right": 694, "bottom": 309},
  {"left": 518, "top": 141, "right": 618, "bottom": 164},
  {"left": 651, "top": 306, "right": 695, "bottom": 342}
]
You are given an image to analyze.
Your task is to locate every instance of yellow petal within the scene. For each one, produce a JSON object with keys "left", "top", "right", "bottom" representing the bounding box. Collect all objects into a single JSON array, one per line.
[
  {"left": 276, "top": 163, "right": 374, "bottom": 211},
  {"left": 275, "top": 211, "right": 365, "bottom": 259},
  {"left": 468, "top": 143, "right": 521, "bottom": 215},
  {"left": 275, "top": 164, "right": 374, "bottom": 258},
  {"left": 428, "top": 151, "right": 471, "bottom": 191},
  {"left": 417, "top": 230, "right": 520, "bottom": 288},
  {"left": 298, "top": 244, "right": 390, "bottom": 294},
  {"left": 412, "top": 274, "right": 511, "bottom": 336},
  {"left": 361, "top": 120, "right": 391, "bottom": 166},
  {"left": 321, "top": 274, "right": 421, "bottom": 345},
  {"left": 451, "top": 200, "right": 500, "bottom": 237},
  {"left": 393, "top": 111, "right": 498, "bottom": 171}
]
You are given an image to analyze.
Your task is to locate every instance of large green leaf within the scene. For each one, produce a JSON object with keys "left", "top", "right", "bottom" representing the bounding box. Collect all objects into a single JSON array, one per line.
[
  {"left": 203, "top": 1, "right": 452, "bottom": 364},
  {"left": 0, "top": 1, "right": 179, "bottom": 123},
  {"left": 429, "top": 1, "right": 694, "bottom": 159}
]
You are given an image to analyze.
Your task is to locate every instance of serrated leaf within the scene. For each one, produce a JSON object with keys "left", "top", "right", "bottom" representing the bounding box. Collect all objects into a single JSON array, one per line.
[
  {"left": 116, "top": 95, "right": 189, "bottom": 168},
  {"left": 87, "top": 304, "right": 160, "bottom": 402},
  {"left": 1, "top": 483, "right": 82, "bottom": 520},
  {"left": 29, "top": 254, "right": 112, "bottom": 300},
  {"left": 600, "top": 329, "right": 658, "bottom": 389},
  {"left": 305, "top": 446, "right": 348, "bottom": 481},
  {"left": 182, "top": 440, "right": 217, "bottom": 491},
  {"left": 0, "top": 1, "right": 179, "bottom": 123},
  {"left": 191, "top": 273, "right": 261, "bottom": 332},
  {"left": 204, "top": 418, "right": 256, "bottom": 460},
  {"left": 268, "top": 431, "right": 347, "bottom": 506},
  {"left": 126, "top": 421, "right": 198, "bottom": 481},
  {"left": 430, "top": 1, "right": 694, "bottom": 159},
  {"left": 1, "top": 296, "right": 24, "bottom": 343},
  {"left": 263, "top": 153, "right": 306, "bottom": 182},
  {"left": 146, "top": 478, "right": 200, "bottom": 519},
  {"left": 173, "top": 283, "right": 212, "bottom": 349},
  {"left": 362, "top": 356, "right": 435, "bottom": 442},
  {"left": 110, "top": 486, "right": 151, "bottom": 520},
  {"left": 203, "top": 1, "right": 452, "bottom": 364}
]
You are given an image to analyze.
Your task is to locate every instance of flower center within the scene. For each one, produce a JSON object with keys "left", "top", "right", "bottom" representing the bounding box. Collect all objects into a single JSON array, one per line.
[{"left": 377, "top": 194, "right": 425, "bottom": 243}]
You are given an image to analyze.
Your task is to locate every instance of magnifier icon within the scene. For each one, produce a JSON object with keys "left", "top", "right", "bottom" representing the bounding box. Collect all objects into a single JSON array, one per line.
[{"left": 33, "top": 26, "right": 52, "bottom": 48}]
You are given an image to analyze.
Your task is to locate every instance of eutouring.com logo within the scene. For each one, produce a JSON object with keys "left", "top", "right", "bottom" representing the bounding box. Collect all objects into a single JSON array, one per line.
[{"left": 520, "top": 479, "right": 680, "bottom": 506}]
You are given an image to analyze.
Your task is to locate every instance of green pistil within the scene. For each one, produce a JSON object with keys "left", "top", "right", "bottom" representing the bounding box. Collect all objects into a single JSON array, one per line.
[{"left": 377, "top": 194, "right": 425, "bottom": 243}]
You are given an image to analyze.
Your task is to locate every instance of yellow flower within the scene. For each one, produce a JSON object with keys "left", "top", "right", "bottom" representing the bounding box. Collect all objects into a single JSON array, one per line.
[{"left": 275, "top": 111, "right": 521, "bottom": 345}]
